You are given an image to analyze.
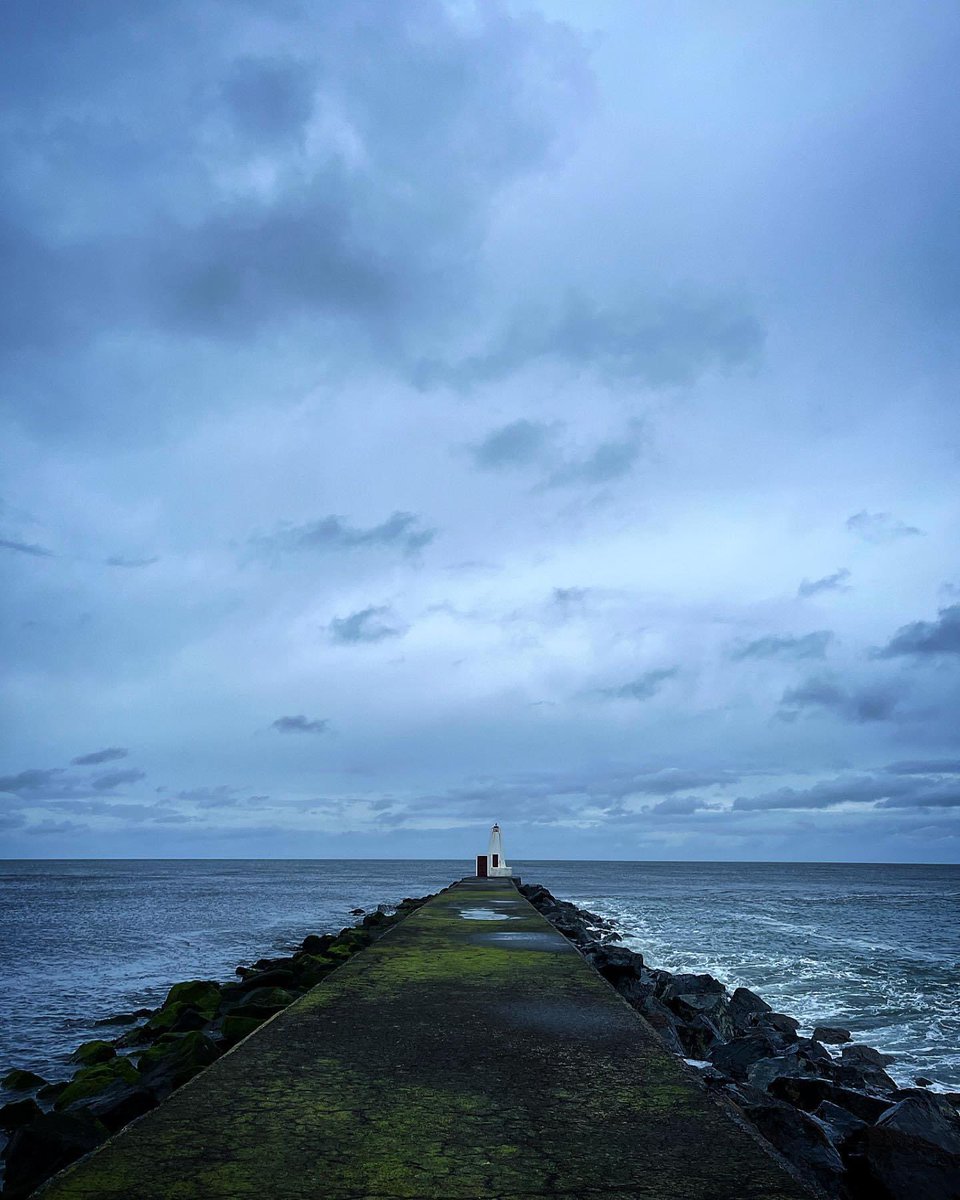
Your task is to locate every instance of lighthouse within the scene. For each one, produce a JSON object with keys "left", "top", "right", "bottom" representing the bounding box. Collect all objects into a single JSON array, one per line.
[{"left": 475, "top": 822, "right": 513, "bottom": 878}]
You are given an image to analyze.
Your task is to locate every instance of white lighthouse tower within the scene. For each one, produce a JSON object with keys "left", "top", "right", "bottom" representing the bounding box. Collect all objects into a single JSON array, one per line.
[{"left": 474, "top": 822, "right": 513, "bottom": 878}]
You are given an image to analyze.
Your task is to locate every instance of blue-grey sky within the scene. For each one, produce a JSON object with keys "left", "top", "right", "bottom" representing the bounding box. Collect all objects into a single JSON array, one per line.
[{"left": 2, "top": 0, "right": 959, "bottom": 861}]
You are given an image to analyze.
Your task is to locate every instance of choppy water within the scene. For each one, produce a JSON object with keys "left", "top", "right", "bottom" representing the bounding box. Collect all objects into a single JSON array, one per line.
[{"left": 0, "top": 860, "right": 957, "bottom": 1091}]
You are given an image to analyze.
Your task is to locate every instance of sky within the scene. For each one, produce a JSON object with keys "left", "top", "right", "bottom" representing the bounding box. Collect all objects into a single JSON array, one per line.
[{"left": 1, "top": 0, "right": 959, "bottom": 862}]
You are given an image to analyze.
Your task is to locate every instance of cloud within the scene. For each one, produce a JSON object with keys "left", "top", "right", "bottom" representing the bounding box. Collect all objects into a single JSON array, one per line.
[
  {"left": 734, "top": 769, "right": 960, "bottom": 813},
  {"left": 885, "top": 760, "right": 960, "bottom": 775},
  {"left": 846, "top": 511, "right": 923, "bottom": 543},
  {"left": 250, "top": 512, "right": 434, "bottom": 559},
  {"left": 780, "top": 675, "right": 902, "bottom": 722},
  {"left": 415, "top": 290, "right": 763, "bottom": 390},
  {"left": 104, "top": 555, "right": 159, "bottom": 569},
  {"left": 0, "top": 768, "right": 63, "bottom": 795},
  {"left": 92, "top": 768, "right": 146, "bottom": 790},
  {"left": 545, "top": 425, "right": 644, "bottom": 488},
  {"left": 469, "top": 420, "right": 555, "bottom": 470},
  {"left": 876, "top": 604, "right": 960, "bottom": 657},
  {"left": 731, "top": 631, "right": 833, "bottom": 661},
  {"left": 0, "top": 538, "right": 54, "bottom": 558},
  {"left": 328, "top": 605, "right": 405, "bottom": 644},
  {"left": 596, "top": 667, "right": 678, "bottom": 701},
  {"left": 271, "top": 715, "right": 330, "bottom": 735},
  {"left": 648, "top": 795, "right": 712, "bottom": 815},
  {"left": 71, "top": 747, "right": 129, "bottom": 766},
  {"left": 797, "top": 569, "right": 850, "bottom": 598},
  {"left": 176, "top": 785, "right": 242, "bottom": 808}
]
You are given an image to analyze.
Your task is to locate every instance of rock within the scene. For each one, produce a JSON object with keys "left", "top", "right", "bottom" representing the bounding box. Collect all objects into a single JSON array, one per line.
[
  {"left": 54, "top": 1058, "right": 140, "bottom": 1109},
  {"left": 1, "top": 1069, "right": 46, "bottom": 1093},
  {"left": 842, "top": 1043, "right": 896, "bottom": 1068},
  {"left": 361, "top": 910, "right": 389, "bottom": 928},
  {"left": 36, "top": 1081, "right": 67, "bottom": 1104},
  {"left": 875, "top": 1092, "right": 960, "bottom": 1157},
  {"left": 708, "top": 1032, "right": 780, "bottom": 1081},
  {"left": 813, "top": 1099, "right": 868, "bottom": 1147},
  {"left": 675, "top": 1014, "right": 724, "bottom": 1059},
  {"left": 223, "top": 986, "right": 294, "bottom": 1015},
  {"left": 70, "top": 1039, "right": 117, "bottom": 1066},
  {"left": 221, "top": 1015, "right": 264, "bottom": 1045},
  {"left": 300, "top": 933, "right": 333, "bottom": 956},
  {"left": 768, "top": 1076, "right": 893, "bottom": 1122},
  {"left": 636, "top": 996, "right": 685, "bottom": 1056},
  {"left": 350, "top": 907, "right": 365, "bottom": 915},
  {"left": 739, "top": 1096, "right": 845, "bottom": 1197},
  {"left": 812, "top": 1025, "right": 852, "bottom": 1044},
  {"left": 833, "top": 1060, "right": 899, "bottom": 1095},
  {"left": 70, "top": 1079, "right": 157, "bottom": 1131},
  {"left": 235, "top": 967, "right": 297, "bottom": 991},
  {"left": 162, "top": 979, "right": 221, "bottom": 1016},
  {"left": 93, "top": 1008, "right": 152, "bottom": 1027},
  {"left": 747, "top": 1049, "right": 825, "bottom": 1094},
  {"left": 136, "top": 1031, "right": 220, "bottom": 1098},
  {"left": 658, "top": 973, "right": 725, "bottom": 1002},
  {"left": 763, "top": 1012, "right": 801, "bottom": 1038},
  {"left": 916, "top": 1077, "right": 934, "bottom": 1088},
  {"left": 844, "top": 1124, "right": 960, "bottom": 1200},
  {"left": 145, "top": 1001, "right": 209, "bottom": 1035},
  {"left": 0, "top": 1098, "right": 42, "bottom": 1132},
  {"left": 2, "top": 1110, "right": 109, "bottom": 1199},
  {"left": 727, "top": 986, "right": 772, "bottom": 1034}
]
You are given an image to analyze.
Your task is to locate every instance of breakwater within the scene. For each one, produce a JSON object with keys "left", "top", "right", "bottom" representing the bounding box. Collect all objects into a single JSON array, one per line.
[{"left": 1, "top": 878, "right": 957, "bottom": 1199}]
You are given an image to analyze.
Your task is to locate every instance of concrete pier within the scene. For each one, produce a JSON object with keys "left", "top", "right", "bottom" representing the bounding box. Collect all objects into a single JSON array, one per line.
[{"left": 38, "top": 879, "right": 810, "bottom": 1198}]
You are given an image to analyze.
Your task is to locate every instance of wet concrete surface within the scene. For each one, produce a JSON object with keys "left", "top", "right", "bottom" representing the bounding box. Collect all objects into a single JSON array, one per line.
[{"left": 36, "top": 878, "right": 811, "bottom": 1199}]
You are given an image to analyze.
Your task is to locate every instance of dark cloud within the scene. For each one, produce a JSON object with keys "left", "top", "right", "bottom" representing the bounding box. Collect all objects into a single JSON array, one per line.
[
  {"left": 271, "top": 715, "right": 330, "bottom": 735},
  {"left": 846, "top": 511, "right": 923, "bottom": 543},
  {"left": 470, "top": 420, "right": 555, "bottom": 470},
  {"left": 26, "top": 819, "right": 88, "bottom": 836},
  {"left": 92, "top": 768, "right": 146, "bottom": 790},
  {"left": 250, "top": 512, "right": 434, "bottom": 559},
  {"left": 780, "top": 675, "right": 902, "bottom": 723},
  {"left": 731, "top": 631, "right": 833, "bottom": 661},
  {"left": 596, "top": 668, "right": 679, "bottom": 701},
  {"left": 415, "top": 290, "right": 763, "bottom": 390},
  {"left": 329, "top": 606, "right": 405, "bottom": 644},
  {"left": 220, "top": 56, "right": 316, "bottom": 147},
  {"left": 733, "top": 774, "right": 919, "bottom": 812},
  {"left": 0, "top": 538, "right": 54, "bottom": 558},
  {"left": 104, "top": 555, "right": 159, "bottom": 569},
  {"left": 545, "top": 425, "right": 644, "bottom": 488},
  {"left": 0, "top": 767, "right": 63, "bottom": 795},
  {"left": 71, "top": 747, "right": 128, "bottom": 766},
  {"left": 176, "top": 785, "right": 241, "bottom": 808},
  {"left": 797, "top": 569, "right": 850, "bottom": 598},
  {"left": 885, "top": 760, "right": 960, "bottom": 775},
  {"left": 876, "top": 604, "right": 960, "bottom": 658},
  {"left": 649, "top": 795, "right": 712, "bottom": 815}
]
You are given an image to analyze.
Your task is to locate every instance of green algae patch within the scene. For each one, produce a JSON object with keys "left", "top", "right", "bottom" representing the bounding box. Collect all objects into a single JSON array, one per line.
[
  {"left": 1, "top": 1068, "right": 47, "bottom": 1092},
  {"left": 54, "top": 1059, "right": 139, "bottom": 1109},
  {"left": 70, "top": 1041, "right": 116, "bottom": 1067}
]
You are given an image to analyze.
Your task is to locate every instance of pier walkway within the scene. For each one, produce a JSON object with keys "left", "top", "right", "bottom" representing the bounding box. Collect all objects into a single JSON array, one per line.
[{"left": 38, "top": 879, "right": 809, "bottom": 1199}]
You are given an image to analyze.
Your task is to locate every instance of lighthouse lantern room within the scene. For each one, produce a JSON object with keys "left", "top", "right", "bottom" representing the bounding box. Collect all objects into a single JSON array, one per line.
[{"left": 475, "top": 822, "right": 513, "bottom": 878}]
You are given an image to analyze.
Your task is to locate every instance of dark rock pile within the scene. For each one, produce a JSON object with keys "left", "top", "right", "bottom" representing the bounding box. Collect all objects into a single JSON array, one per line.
[
  {"left": 519, "top": 881, "right": 960, "bottom": 1200},
  {"left": 0, "top": 894, "right": 434, "bottom": 1199}
]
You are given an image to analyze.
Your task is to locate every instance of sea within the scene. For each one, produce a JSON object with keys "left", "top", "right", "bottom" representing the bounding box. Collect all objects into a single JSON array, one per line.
[{"left": 1, "top": 860, "right": 957, "bottom": 1092}]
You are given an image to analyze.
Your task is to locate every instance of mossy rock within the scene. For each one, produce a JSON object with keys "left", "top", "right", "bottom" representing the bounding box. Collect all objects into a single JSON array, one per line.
[
  {"left": 338, "top": 927, "right": 373, "bottom": 948},
  {"left": 70, "top": 1040, "right": 116, "bottom": 1066},
  {"left": 325, "top": 943, "right": 356, "bottom": 962},
  {"left": 145, "top": 1001, "right": 208, "bottom": 1034},
  {"left": 54, "top": 1059, "right": 139, "bottom": 1110},
  {"left": 221, "top": 1015, "right": 264, "bottom": 1045},
  {"left": 0, "top": 1097, "right": 42, "bottom": 1131},
  {"left": 136, "top": 1032, "right": 220, "bottom": 1095},
  {"left": 227, "top": 986, "right": 294, "bottom": 1012},
  {"left": 162, "top": 979, "right": 221, "bottom": 1016},
  {"left": 300, "top": 933, "right": 332, "bottom": 955},
  {"left": 1, "top": 1068, "right": 46, "bottom": 1092}
]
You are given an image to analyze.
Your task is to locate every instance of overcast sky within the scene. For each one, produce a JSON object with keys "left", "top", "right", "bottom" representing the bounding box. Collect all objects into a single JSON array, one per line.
[{"left": 2, "top": 1, "right": 959, "bottom": 861}]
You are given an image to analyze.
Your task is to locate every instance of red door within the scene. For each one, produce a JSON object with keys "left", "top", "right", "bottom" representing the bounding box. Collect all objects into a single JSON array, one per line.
[{"left": 476, "top": 854, "right": 488, "bottom": 877}]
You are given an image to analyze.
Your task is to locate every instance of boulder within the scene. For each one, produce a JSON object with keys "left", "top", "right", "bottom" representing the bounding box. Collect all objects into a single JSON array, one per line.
[
  {"left": 844, "top": 1124, "right": 960, "bottom": 1200},
  {"left": 70, "top": 1039, "right": 116, "bottom": 1066},
  {"left": 70, "top": 1079, "right": 157, "bottom": 1131},
  {"left": 727, "top": 986, "right": 772, "bottom": 1034},
  {"left": 223, "top": 986, "right": 294, "bottom": 1015},
  {"left": 675, "top": 1014, "right": 724, "bottom": 1059},
  {"left": 2, "top": 1110, "right": 109, "bottom": 1199},
  {"left": 658, "top": 973, "right": 725, "bottom": 1003},
  {"left": 145, "top": 1001, "right": 209, "bottom": 1035},
  {"left": 36, "top": 1081, "right": 67, "bottom": 1104},
  {"left": 0, "top": 1098, "right": 42, "bottom": 1132},
  {"left": 747, "top": 1049, "right": 825, "bottom": 1094},
  {"left": 875, "top": 1092, "right": 960, "bottom": 1157},
  {"left": 54, "top": 1057, "right": 139, "bottom": 1109},
  {"left": 915, "top": 1077, "right": 935, "bottom": 1088},
  {"left": 0, "top": 1069, "right": 46, "bottom": 1093},
  {"left": 813, "top": 1099, "right": 868, "bottom": 1147},
  {"left": 136, "top": 1031, "right": 220, "bottom": 1098},
  {"left": 812, "top": 1025, "right": 852, "bottom": 1045},
  {"left": 162, "top": 979, "right": 221, "bottom": 1017},
  {"left": 300, "top": 933, "right": 333, "bottom": 956},
  {"left": 768, "top": 1076, "right": 893, "bottom": 1122},
  {"left": 93, "top": 1008, "right": 152, "bottom": 1027},
  {"left": 235, "top": 967, "right": 297, "bottom": 992},
  {"left": 221, "top": 1015, "right": 264, "bottom": 1045},
  {"left": 636, "top": 996, "right": 685, "bottom": 1056},
  {"left": 739, "top": 1096, "right": 845, "bottom": 1197},
  {"left": 709, "top": 1033, "right": 780, "bottom": 1081},
  {"left": 350, "top": 907, "right": 365, "bottom": 915},
  {"left": 762, "top": 1012, "right": 801, "bottom": 1038},
  {"left": 842, "top": 1043, "right": 896, "bottom": 1068}
]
